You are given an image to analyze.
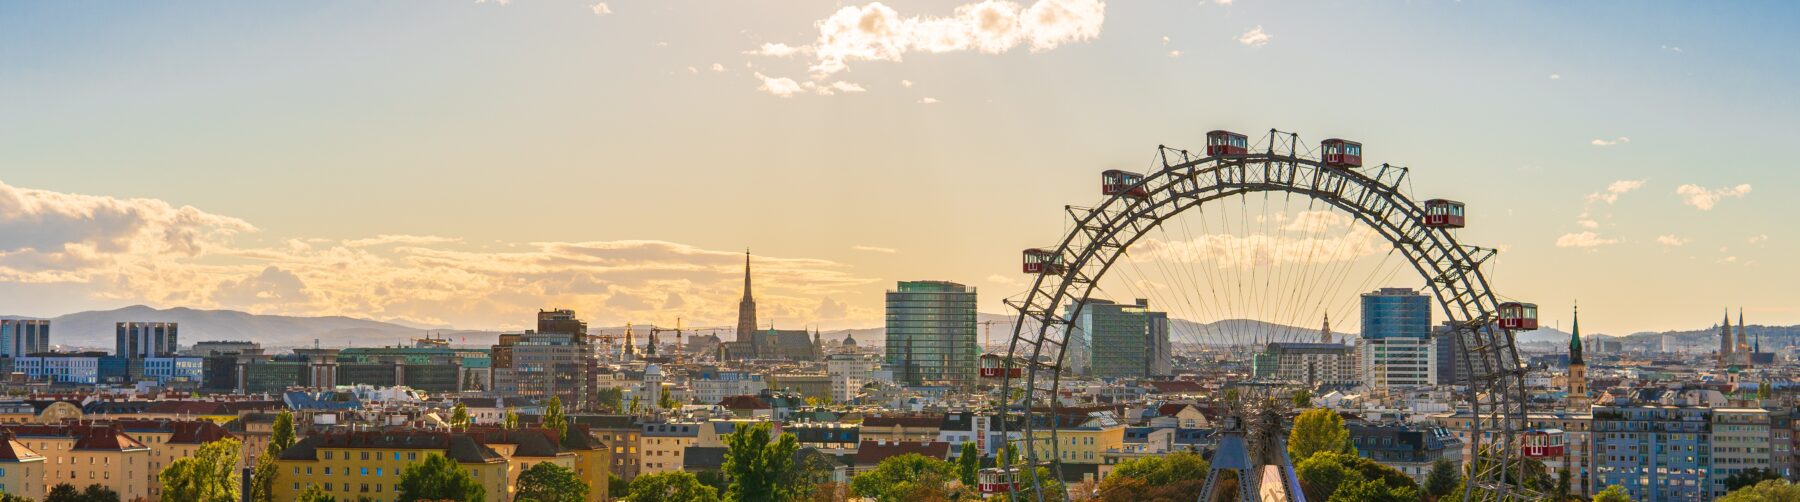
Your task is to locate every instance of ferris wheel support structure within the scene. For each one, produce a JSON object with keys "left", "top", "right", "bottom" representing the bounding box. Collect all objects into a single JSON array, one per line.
[{"left": 999, "top": 132, "right": 1536, "bottom": 502}]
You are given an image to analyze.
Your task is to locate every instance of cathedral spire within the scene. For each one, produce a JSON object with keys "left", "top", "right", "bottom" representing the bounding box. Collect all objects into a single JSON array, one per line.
[
  {"left": 1720, "top": 308, "right": 1734, "bottom": 357},
  {"left": 1321, "top": 313, "right": 1333, "bottom": 344},
  {"left": 1737, "top": 307, "right": 1751, "bottom": 353},
  {"left": 735, "top": 250, "right": 758, "bottom": 344},
  {"left": 1569, "top": 301, "right": 1583, "bottom": 366}
]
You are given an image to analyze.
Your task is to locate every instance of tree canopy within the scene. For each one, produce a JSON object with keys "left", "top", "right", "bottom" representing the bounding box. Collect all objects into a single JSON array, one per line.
[
  {"left": 543, "top": 397, "right": 568, "bottom": 439},
  {"left": 514, "top": 462, "right": 589, "bottom": 502},
  {"left": 1295, "top": 451, "right": 1417, "bottom": 502},
  {"left": 1720, "top": 479, "right": 1800, "bottom": 501},
  {"left": 46, "top": 484, "right": 120, "bottom": 502},
  {"left": 397, "top": 453, "right": 486, "bottom": 502},
  {"left": 158, "top": 437, "right": 243, "bottom": 502},
  {"left": 296, "top": 484, "right": 338, "bottom": 502},
  {"left": 1095, "top": 451, "right": 1209, "bottom": 502},
  {"left": 1591, "top": 485, "right": 1631, "bottom": 502},
  {"left": 450, "top": 402, "right": 471, "bottom": 429},
  {"left": 1423, "top": 459, "right": 1460, "bottom": 501},
  {"left": 957, "top": 442, "right": 980, "bottom": 487},
  {"left": 1726, "top": 468, "right": 1784, "bottom": 492},
  {"left": 624, "top": 471, "right": 722, "bottom": 502},
  {"left": 850, "top": 453, "right": 962, "bottom": 502},
  {"left": 1287, "top": 408, "right": 1354, "bottom": 463},
  {"left": 723, "top": 421, "right": 801, "bottom": 502}
]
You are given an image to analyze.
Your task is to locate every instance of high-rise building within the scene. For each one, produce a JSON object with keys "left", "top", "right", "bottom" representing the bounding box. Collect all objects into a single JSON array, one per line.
[
  {"left": 884, "top": 281, "right": 978, "bottom": 388},
  {"left": 1359, "top": 288, "right": 1435, "bottom": 388},
  {"left": 1146, "top": 308, "right": 1172, "bottom": 378},
  {"left": 0, "top": 319, "right": 50, "bottom": 357},
  {"left": 115, "top": 322, "right": 178, "bottom": 358},
  {"left": 492, "top": 309, "right": 595, "bottom": 409},
  {"left": 1065, "top": 298, "right": 1167, "bottom": 379}
]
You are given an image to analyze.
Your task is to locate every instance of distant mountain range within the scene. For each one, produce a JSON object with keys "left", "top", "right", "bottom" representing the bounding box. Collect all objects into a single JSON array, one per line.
[
  {"left": 0, "top": 305, "right": 497, "bottom": 350},
  {"left": 6, "top": 305, "right": 1793, "bottom": 354}
]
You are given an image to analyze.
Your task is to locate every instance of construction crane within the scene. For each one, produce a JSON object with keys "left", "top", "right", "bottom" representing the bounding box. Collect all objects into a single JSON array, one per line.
[{"left": 647, "top": 318, "right": 686, "bottom": 365}]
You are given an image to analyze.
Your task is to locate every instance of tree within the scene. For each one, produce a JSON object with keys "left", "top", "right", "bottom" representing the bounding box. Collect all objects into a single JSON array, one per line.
[
  {"left": 1292, "top": 389, "right": 1313, "bottom": 409},
  {"left": 608, "top": 473, "right": 630, "bottom": 499},
  {"left": 45, "top": 484, "right": 79, "bottom": 502},
  {"left": 1553, "top": 468, "right": 1572, "bottom": 502},
  {"left": 543, "top": 396, "right": 568, "bottom": 439},
  {"left": 272, "top": 410, "right": 297, "bottom": 452},
  {"left": 1721, "top": 479, "right": 1800, "bottom": 501},
  {"left": 1327, "top": 477, "right": 1418, "bottom": 502},
  {"left": 504, "top": 408, "right": 520, "bottom": 429},
  {"left": 1726, "top": 467, "right": 1784, "bottom": 492},
  {"left": 658, "top": 386, "right": 677, "bottom": 410},
  {"left": 450, "top": 402, "right": 471, "bottom": 429},
  {"left": 1287, "top": 408, "right": 1354, "bottom": 463},
  {"left": 159, "top": 437, "right": 243, "bottom": 502},
  {"left": 850, "top": 453, "right": 960, "bottom": 502},
  {"left": 598, "top": 388, "right": 626, "bottom": 412},
  {"left": 1296, "top": 452, "right": 1416, "bottom": 502},
  {"left": 297, "top": 484, "right": 339, "bottom": 502},
  {"left": 0, "top": 494, "right": 30, "bottom": 502},
  {"left": 80, "top": 484, "right": 120, "bottom": 502},
  {"left": 1592, "top": 485, "right": 1631, "bottom": 502},
  {"left": 252, "top": 410, "right": 299, "bottom": 502},
  {"left": 723, "top": 421, "right": 800, "bottom": 502},
  {"left": 629, "top": 395, "right": 642, "bottom": 415},
  {"left": 994, "top": 467, "right": 1063, "bottom": 502},
  {"left": 957, "top": 442, "right": 980, "bottom": 487},
  {"left": 624, "top": 471, "right": 721, "bottom": 502},
  {"left": 1423, "top": 459, "right": 1460, "bottom": 501},
  {"left": 1096, "top": 451, "right": 1209, "bottom": 502},
  {"left": 397, "top": 453, "right": 486, "bottom": 502},
  {"left": 515, "top": 462, "right": 589, "bottom": 502}
]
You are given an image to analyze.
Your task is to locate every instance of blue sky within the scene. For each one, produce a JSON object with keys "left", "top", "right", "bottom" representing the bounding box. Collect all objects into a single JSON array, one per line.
[{"left": 0, "top": 1, "right": 1795, "bottom": 334}]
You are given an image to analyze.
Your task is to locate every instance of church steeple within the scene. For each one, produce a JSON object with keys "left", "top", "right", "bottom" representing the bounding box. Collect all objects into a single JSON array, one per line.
[
  {"left": 1720, "top": 308, "right": 1734, "bottom": 359},
  {"left": 1321, "top": 313, "right": 1333, "bottom": 344},
  {"left": 1738, "top": 307, "right": 1750, "bottom": 353},
  {"left": 736, "top": 250, "right": 758, "bottom": 344},
  {"left": 1569, "top": 302, "right": 1583, "bottom": 366}
]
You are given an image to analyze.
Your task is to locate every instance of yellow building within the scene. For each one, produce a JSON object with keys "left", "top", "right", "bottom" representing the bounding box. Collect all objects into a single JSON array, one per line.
[
  {"left": 115, "top": 419, "right": 236, "bottom": 500},
  {"left": 0, "top": 424, "right": 153, "bottom": 501},
  {"left": 0, "top": 435, "right": 46, "bottom": 500},
  {"left": 272, "top": 431, "right": 509, "bottom": 502},
  {"left": 1055, "top": 413, "right": 1126, "bottom": 466},
  {"left": 464, "top": 427, "right": 580, "bottom": 500}
]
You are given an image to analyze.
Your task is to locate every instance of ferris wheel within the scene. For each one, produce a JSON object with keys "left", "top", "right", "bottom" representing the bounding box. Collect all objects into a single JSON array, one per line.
[{"left": 996, "top": 130, "right": 1540, "bottom": 502}]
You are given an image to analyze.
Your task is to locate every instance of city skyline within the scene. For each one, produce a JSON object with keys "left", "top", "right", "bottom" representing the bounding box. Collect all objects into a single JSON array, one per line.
[{"left": 3, "top": 1, "right": 1797, "bottom": 335}]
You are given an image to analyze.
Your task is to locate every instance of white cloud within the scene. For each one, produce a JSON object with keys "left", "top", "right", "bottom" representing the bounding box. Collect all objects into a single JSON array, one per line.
[
  {"left": 1586, "top": 179, "right": 1645, "bottom": 204},
  {"left": 1662, "top": 45, "right": 1683, "bottom": 53},
  {"left": 794, "top": 0, "right": 1106, "bottom": 76},
  {"left": 754, "top": 73, "right": 805, "bottom": 97},
  {"left": 829, "top": 81, "right": 867, "bottom": 93},
  {"left": 1133, "top": 225, "right": 1385, "bottom": 269},
  {"left": 815, "top": 297, "right": 849, "bottom": 319},
  {"left": 1577, "top": 218, "right": 1599, "bottom": 229},
  {"left": 1237, "top": 25, "right": 1270, "bottom": 47},
  {"left": 1549, "top": 73, "right": 1561, "bottom": 80},
  {"left": 850, "top": 245, "right": 896, "bottom": 253},
  {"left": 1656, "top": 235, "right": 1689, "bottom": 247},
  {"left": 1213, "top": 0, "right": 1233, "bottom": 4},
  {"left": 1748, "top": 234, "right": 1769, "bottom": 245},
  {"left": 744, "top": 43, "right": 806, "bottom": 57},
  {"left": 711, "top": 63, "right": 726, "bottom": 73},
  {"left": 1160, "top": 36, "right": 1170, "bottom": 45},
  {"left": 1676, "top": 183, "right": 1752, "bottom": 210},
  {"left": 0, "top": 179, "right": 885, "bottom": 329},
  {"left": 918, "top": 97, "right": 940, "bottom": 104},
  {"left": 900, "top": 79, "right": 914, "bottom": 87},
  {"left": 1168, "top": 50, "right": 1182, "bottom": 57},
  {"left": 1556, "top": 232, "right": 1617, "bottom": 248},
  {"left": 590, "top": 2, "right": 612, "bottom": 16},
  {"left": 1590, "top": 136, "right": 1631, "bottom": 147},
  {"left": 687, "top": 66, "right": 699, "bottom": 74}
]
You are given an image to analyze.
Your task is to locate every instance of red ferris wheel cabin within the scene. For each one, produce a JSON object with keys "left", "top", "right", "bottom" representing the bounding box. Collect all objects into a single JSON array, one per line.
[
  {"left": 1498, "top": 302, "right": 1539, "bottom": 331},
  {"left": 1321, "top": 139, "right": 1363, "bottom": 168},
  {"left": 1101, "top": 170, "right": 1149, "bottom": 199},
  {"left": 1206, "top": 130, "right": 1249, "bottom": 156},
  {"left": 1423, "top": 199, "right": 1466, "bottom": 228},
  {"left": 980, "top": 354, "right": 1025, "bottom": 378},
  {"left": 1022, "top": 248, "right": 1065, "bottom": 275}
]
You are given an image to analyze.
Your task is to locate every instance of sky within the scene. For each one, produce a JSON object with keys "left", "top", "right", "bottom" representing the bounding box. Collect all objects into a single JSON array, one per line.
[{"left": 1, "top": 1, "right": 1796, "bottom": 335}]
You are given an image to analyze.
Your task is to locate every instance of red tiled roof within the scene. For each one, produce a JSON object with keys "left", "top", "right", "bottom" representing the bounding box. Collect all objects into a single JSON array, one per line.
[
  {"left": 719, "top": 395, "right": 770, "bottom": 410},
  {"left": 0, "top": 438, "right": 42, "bottom": 461},
  {"left": 863, "top": 415, "right": 942, "bottom": 428}
]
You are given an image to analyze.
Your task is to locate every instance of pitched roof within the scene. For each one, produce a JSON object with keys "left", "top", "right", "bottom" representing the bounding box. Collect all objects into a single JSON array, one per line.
[
  {"left": 279, "top": 431, "right": 504, "bottom": 464},
  {"left": 854, "top": 440, "right": 950, "bottom": 465},
  {"left": 863, "top": 415, "right": 942, "bottom": 429},
  {"left": 0, "top": 437, "right": 42, "bottom": 462}
]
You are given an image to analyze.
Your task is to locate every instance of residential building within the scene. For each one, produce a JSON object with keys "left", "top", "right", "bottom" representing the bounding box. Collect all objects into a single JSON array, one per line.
[
  {"left": 1592, "top": 406, "right": 1712, "bottom": 502},
  {"left": 0, "top": 436, "right": 44, "bottom": 501},
  {"left": 1255, "top": 342, "right": 1358, "bottom": 386},
  {"left": 827, "top": 353, "right": 882, "bottom": 403},
  {"left": 272, "top": 431, "right": 509, "bottom": 502},
  {"left": 1710, "top": 408, "right": 1773, "bottom": 499},
  {"left": 0, "top": 424, "right": 153, "bottom": 501},
  {"left": 1346, "top": 423, "right": 1463, "bottom": 482},
  {"left": 884, "top": 281, "right": 978, "bottom": 388},
  {"left": 639, "top": 422, "right": 700, "bottom": 475}
]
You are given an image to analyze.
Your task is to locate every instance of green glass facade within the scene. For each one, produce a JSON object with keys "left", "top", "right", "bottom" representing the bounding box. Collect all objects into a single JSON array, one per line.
[
  {"left": 884, "top": 281, "right": 978, "bottom": 388},
  {"left": 1067, "top": 298, "right": 1163, "bottom": 378}
]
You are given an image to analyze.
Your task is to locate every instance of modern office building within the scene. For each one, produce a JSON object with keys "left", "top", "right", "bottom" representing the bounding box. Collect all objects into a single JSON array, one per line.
[
  {"left": 1360, "top": 288, "right": 1436, "bottom": 388},
  {"left": 0, "top": 320, "right": 50, "bottom": 357},
  {"left": 884, "top": 281, "right": 978, "bottom": 388},
  {"left": 492, "top": 332, "right": 590, "bottom": 406},
  {"left": 116, "top": 322, "right": 179, "bottom": 359},
  {"left": 1065, "top": 298, "right": 1167, "bottom": 379}
]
